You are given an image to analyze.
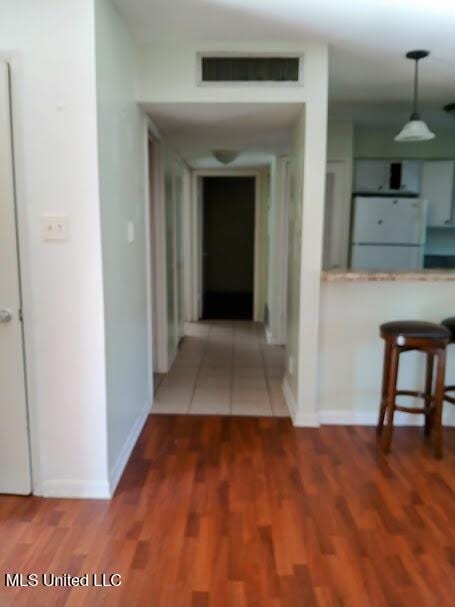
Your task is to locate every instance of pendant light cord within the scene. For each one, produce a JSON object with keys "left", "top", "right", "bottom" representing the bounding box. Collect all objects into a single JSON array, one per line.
[{"left": 412, "top": 59, "right": 420, "bottom": 119}]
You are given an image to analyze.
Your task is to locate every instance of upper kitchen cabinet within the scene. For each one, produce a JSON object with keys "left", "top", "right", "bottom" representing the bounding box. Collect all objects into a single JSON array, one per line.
[
  {"left": 354, "top": 160, "right": 389, "bottom": 192},
  {"left": 421, "top": 161, "right": 455, "bottom": 227},
  {"left": 354, "top": 160, "right": 420, "bottom": 195}
]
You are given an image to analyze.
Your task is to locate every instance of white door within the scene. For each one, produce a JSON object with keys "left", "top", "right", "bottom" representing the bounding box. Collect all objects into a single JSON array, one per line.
[{"left": 0, "top": 62, "right": 32, "bottom": 495}]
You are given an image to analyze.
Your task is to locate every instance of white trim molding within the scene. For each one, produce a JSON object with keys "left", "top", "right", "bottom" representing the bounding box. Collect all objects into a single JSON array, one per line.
[
  {"left": 109, "top": 400, "right": 150, "bottom": 496},
  {"left": 283, "top": 375, "right": 455, "bottom": 428},
  {"left": 41, "top": 480, "right": 110, "bottom": 500},
  {"left": 319, "top": 409, "right": 455, "bottom": 427},
  {"left": 282, "top": 377, "right": 320, "bottom": 427},
  {"left": 147, "top": 136, "right": 169, "bottom": 373},
  {"left": 265, "top": 326, "right": 283, "bottom": 346}
]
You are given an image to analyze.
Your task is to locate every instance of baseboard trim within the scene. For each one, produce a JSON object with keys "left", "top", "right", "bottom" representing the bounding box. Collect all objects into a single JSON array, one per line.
[
  {"left": 282, "top": 377, "right": 297, "bottom": 421},
  {"left": 109, "top": 400, "right": 150, "bottom": 496},
  {"left": 265, "top": 327, "right": 284, "bottom": 346},
  {"left": 280, "top": 387, "right": 455, "bottom": 428},
  {"left": 41, "top": 480, "right": 110, "bottom": 500},
  {"left": 319, "top": 409, "right": 455, "bottom": 427},
  {"left": 282, "top": 378, "right": 320, "bottom": 427}
]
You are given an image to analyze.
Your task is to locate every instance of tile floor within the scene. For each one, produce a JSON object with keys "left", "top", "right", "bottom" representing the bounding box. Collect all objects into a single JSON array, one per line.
[{"left": 151, "top": 321, "right": 289, "bottom": 417}]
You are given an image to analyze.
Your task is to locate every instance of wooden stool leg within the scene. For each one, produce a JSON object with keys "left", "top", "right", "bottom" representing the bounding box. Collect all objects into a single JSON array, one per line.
[
  {"left": 377, "top": 340, "right": 392, "bottom": 435},
  {"left": 431, "top": 347, "right": 446, "bottom": 459},
  {"left": 381, "top": 345, "right": 400, "bottom": 454},
  {"left": 424, "top": 352, "right": 434, "bottom": 437}
]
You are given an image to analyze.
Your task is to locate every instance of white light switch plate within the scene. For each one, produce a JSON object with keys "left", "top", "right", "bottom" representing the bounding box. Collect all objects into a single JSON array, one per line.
[
  {"left": 41, "top": 216, "right": 69, "bottom": 241},
  {"left": 127, "top": 221, "right": 135, "bottom": 243}
]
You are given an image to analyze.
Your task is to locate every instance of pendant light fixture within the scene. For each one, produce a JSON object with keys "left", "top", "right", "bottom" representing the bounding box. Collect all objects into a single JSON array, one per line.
[{"left": 395, "top": 50, "right": 435, "bottom": 142}]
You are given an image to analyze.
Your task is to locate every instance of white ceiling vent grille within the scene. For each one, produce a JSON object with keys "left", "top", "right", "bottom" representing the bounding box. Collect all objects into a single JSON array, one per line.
[{"left": 200, "top": 55, "right": 301, "bottom": 84}]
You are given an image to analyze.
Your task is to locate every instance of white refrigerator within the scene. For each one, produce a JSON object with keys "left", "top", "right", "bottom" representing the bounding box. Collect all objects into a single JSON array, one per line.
[{"left": 350, "top": 197, "right": 427, "bottom": 271}]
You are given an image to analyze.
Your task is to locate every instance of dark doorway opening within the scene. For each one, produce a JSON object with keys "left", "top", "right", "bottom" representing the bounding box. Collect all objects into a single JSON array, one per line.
[{"left": 202, "top": 176, "right": 255, "bottom": 320}]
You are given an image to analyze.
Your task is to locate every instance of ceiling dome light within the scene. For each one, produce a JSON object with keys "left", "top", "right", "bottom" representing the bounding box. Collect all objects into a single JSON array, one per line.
[
  {"left": 395, "top": 50, "right": 435, "bottom": 143},
  {"left": 212, "top": 149, "right": 239, "bottom": 164}
]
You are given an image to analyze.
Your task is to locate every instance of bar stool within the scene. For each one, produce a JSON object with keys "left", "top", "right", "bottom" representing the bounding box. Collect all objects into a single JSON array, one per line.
[
  {"left": 377, "top": 321, "right": 451, "bottom": 458},
  {"left": 441, "top": 317, "right": 455, "bottom": 405}
]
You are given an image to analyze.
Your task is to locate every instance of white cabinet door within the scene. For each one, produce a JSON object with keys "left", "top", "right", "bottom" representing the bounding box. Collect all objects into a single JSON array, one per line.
[
  {"left": 421, "top": 161, "right": 454, "bottom": 227},
  {"left": 401, "top": 161, "right": 421, "bottom": 194},
  {"left": 0, "top": 63, "right": 32, "bottom": 495},
  {"left": 354, "top": 160, "right": 389, "bottom": 192}
]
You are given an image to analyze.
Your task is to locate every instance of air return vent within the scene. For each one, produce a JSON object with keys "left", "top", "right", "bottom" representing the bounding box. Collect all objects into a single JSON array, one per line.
[{"left": 200, "top": 55, "right": 301, "bottom": 84}]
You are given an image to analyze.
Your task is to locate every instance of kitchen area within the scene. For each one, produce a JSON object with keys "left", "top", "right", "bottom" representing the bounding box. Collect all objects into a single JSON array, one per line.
[
  {"left": 350, "top": 158, "right": 455, "bottom": 271},
  {"left": 318, "top": 126, "right": 455, "bottom": 426}
]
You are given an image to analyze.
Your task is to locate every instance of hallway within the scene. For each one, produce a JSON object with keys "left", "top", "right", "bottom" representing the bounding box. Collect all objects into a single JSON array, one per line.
[{"left": 152, "top": 322, "right": 289, "bottom": 417}]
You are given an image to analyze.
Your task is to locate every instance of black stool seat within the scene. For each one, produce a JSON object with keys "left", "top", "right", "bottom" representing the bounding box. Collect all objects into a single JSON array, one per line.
[
  {"left": 441, "top": 317, "right": 455, "bottom": 342},
  {"left": 381, "top": 321, "right": 450, "bottom": 341}
]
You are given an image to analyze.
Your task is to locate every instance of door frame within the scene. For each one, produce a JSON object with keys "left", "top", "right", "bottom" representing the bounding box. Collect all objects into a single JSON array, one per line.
[
  {"left": 278, "top": 158, "right": 290, "bottom": 345},
  {"left": 146, "top": 127, "right": 169, "bottom": 375},
  {"left": 325, "top": 161, "right": 350, "bottom": 270},
  {"left": 190, "top": 170, "right": 261, "bottom": 322}
]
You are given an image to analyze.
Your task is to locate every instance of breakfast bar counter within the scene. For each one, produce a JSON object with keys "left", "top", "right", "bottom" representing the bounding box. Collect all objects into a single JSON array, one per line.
[
  {"left": 317, "top": 269, "right": 455, "bottom": 426},
  {"left": 321, "top": 269, "right": 455, "bottom": 282}
]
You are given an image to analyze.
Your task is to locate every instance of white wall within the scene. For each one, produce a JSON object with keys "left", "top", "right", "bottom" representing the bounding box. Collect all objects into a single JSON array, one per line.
[
  {"left": 284, "top": 47, "right": 329, "bottom": 426},
  {"left": 284, "top": 108, "right": 305, "bottom": 405},
  {"left": 354, "top": 127, "right": 455, "bottom": 159},
  {"left": 137, "top": 40, "right": 329, "bottom": 105},
  {"left": 0, "top": 0, "right": 109, "bottom": 497},
  {"left": 319, "top": 280, "right": 455, "bottom": 427},
  {"left": 95, "top": 0, "right": 151, "bottom": 492}
]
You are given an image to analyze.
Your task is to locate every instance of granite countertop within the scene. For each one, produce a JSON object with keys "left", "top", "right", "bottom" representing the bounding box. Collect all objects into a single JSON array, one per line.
[{"left": 321, "top": 269, "right": 455, "bottom": 282}]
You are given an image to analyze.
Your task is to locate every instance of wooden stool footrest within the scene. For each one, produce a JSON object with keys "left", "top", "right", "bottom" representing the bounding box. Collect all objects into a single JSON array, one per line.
[
  {"left": 444, "top": 385, "right": 455, "bottom": 404},
  {"left": 394, "top": 405, "right": 430, "bottom": 415}
]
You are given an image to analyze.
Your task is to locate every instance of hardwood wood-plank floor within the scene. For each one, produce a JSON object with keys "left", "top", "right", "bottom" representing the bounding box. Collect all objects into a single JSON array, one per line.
[{"left": 0, "top": 415, "right": 454, "bottom": 606}]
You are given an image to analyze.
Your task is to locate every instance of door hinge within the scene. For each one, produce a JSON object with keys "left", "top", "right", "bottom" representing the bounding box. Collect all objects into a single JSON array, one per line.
[{"left": 19, "top": 308, "right": 23, "bottom": 322}]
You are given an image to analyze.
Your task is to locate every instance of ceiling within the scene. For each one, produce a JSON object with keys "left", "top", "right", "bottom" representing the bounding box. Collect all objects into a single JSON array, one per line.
[
  {"left": 145, "top": 102, "right": 302, "bottom": 168},
  {"left": 114, "top": 0, "right": 455, "bottom": 127}
]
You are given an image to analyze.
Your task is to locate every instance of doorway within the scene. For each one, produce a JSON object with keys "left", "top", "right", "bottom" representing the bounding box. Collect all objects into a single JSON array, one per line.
[
  {"left": 0, "top": 61, "right": 31, "bottom": 495},
  {"left": 202, "top": 176, "right": 256, "bottom": 320}
]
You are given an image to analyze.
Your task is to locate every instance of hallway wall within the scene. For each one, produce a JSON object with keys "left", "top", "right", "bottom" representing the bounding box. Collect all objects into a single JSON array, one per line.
[
  {"left": 95, "top": 0, "right": 151, "bottom": 491},
  {"left": 285, "top": 108, "right": 305, "bottom": 402}
]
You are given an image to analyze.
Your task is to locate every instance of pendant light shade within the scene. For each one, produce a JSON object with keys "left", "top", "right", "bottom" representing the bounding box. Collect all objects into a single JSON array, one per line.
[
  {"left": 395, "top": 50, "right": 435, "bottom": 143},
  {"left": 395, "top": 119, "right": 435, "bottom": 142}
]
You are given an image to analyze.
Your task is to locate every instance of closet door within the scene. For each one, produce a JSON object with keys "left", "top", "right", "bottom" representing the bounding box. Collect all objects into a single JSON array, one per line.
[{"left": 0, "top": 62, "right": 32, "bottom": 495}]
